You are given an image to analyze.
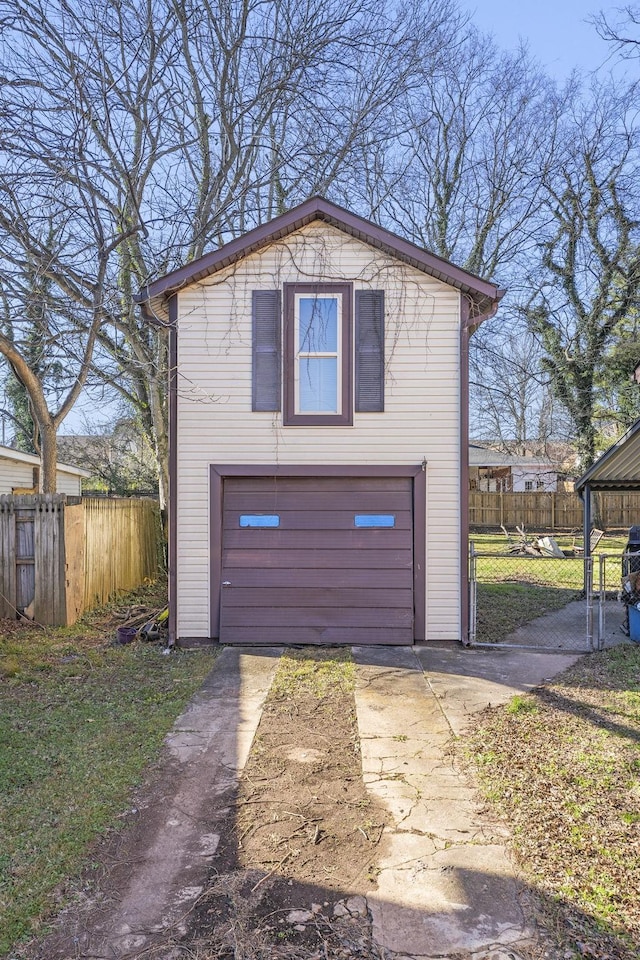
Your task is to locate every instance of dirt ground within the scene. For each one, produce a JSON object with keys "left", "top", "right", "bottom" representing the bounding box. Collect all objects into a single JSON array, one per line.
[
  {"left": 17, "top": 649, "right": 393, "bottom": 960},
  {"left": 16, "top": 643, "right": 637, "bottom": 960},
  {"left": 180, "top": 649, "right": 393, "bottom": 959}
]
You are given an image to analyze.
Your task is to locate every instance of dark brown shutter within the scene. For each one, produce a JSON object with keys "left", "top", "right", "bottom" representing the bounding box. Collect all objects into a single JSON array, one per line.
[
  {"left": 252, "top": 290, "right": 281, "bottom": 411},
  {"left": 355, "top": 290, "right": 384, "bottom": 412}
]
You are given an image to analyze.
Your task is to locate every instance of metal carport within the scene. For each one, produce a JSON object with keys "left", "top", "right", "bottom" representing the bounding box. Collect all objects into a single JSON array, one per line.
[{"left": 575, "top": 418, "right": 640, "bottom": 556}]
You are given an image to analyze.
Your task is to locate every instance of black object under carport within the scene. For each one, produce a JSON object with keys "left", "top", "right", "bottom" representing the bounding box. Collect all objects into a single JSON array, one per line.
[{"left": 621, "top": 525, "right": 640, "bottom": 638}]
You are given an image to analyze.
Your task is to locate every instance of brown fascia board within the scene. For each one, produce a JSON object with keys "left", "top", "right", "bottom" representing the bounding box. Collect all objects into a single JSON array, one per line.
[{"left": 135, "top": 196, "right": 504, "bottom": 321}]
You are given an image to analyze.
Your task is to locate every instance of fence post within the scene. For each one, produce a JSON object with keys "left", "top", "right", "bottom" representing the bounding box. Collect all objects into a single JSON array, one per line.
[
  {"left": 598, "top": 555, "right": 606, "bottom": 651},
  {"left": 585, "top": 556, "right": 594, "bottom": 652},
  {"left": 467, "top": 542, "right": 477, "bottom": 646}
]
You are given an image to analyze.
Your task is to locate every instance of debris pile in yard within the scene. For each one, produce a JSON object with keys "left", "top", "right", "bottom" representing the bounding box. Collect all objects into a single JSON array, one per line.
[
  {"left": 501, "top": 525, "right": 565, "bottom": 557},
  {"left": 183, "top": 878, "right": 381, "bottom": 960},
  {"left": 113, "top": 603, "right": 169, "bottom": 644}
]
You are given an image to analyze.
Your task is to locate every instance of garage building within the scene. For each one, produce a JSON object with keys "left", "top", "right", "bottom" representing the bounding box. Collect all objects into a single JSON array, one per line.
[{"left": 136, "top": 197, "right": 503, "bottom": 647}]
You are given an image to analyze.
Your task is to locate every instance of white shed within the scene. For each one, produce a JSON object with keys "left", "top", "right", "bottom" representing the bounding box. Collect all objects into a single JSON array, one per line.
[
  {"left": 0, "top": 445, "right": 89, "bottom": 496},
  {"left": 137, "top": 197, "right": 503, "bottom": 647}
]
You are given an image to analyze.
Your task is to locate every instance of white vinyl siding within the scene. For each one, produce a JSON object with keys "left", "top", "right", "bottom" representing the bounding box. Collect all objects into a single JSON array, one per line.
[
  {"left": 175, "top": 222, "right": 462, "bottom": 641},
  {"left": 55, "top": 471, "right": 84, "bottom": 496},
  {"left": 0, "top": 456, "right": 83, "bottom": 495},
  {"left": 0, "top": 457, "right": 35, "bottom": 493}
]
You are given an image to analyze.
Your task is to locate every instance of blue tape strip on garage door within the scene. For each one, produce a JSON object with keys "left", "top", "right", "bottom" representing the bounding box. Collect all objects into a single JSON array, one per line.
[
  {"left": 240, "top": 515, "right": 280, "bottom": 527},
  {"left": 354, "top": 514, "right": 395, "bottom": 527}
]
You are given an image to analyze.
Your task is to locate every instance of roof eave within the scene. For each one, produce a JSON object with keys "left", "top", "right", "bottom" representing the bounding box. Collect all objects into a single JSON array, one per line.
[
  {"left": 0, "top": 446, "right": 90, "bottom": 477},
  {"left": 135, "top": 197, "right": 503, "bottom": 317},
  {"left": 574, "top": 418, "right": 640, "bottom": 492}
]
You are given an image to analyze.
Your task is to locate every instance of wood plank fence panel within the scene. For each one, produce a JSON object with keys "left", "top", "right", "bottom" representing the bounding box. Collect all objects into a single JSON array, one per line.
[
  {"left": 15, "top": 504, "right": 35, "bottom": 613},
  {"left": 82, "top": 498, "right": 161, "bottom": 610},
  {"left": 0, "top": 497, "right": 17, "bottom": 618},
  {"left": 34, "top": 497, "right": 67, "bottom": 625},
  {"left": 470, "top": 491, "right": 640, "bottom": 531},
  {"left": 0, "top": 495, "right": 160, "bottom": 626},
  {"left": 64, "top": 503, "right": 85, "bottom": 625}
]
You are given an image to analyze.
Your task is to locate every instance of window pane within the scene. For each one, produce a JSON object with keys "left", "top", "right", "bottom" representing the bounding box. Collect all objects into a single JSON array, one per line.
[
  {"left": 299, "top": 358, "right": 338, "bottom": 412},
  {"left": 299, "top": 297, "right": 337, "bottom": 352}
]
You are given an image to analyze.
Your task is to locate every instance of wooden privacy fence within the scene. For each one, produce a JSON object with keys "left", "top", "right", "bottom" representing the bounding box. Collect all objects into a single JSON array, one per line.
[
  {"left": 470, "top": 490, "right": 640, "bottom": 531},
  {"left": 0, "top": 495, "right": 161, "bottom": 626}
]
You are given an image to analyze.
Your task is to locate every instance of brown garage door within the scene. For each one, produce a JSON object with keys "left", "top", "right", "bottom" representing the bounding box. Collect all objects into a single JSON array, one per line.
[{"left": 220, "top": 475, "right": 414, "bottom": 645}]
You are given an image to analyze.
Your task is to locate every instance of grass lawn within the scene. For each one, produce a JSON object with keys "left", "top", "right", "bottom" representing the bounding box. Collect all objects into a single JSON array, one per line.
[
  {"left": 0, "top": 581, "right": 216, "bottom": 955},
  {"left": 476, "top": 582, "right": 581, "bottom": 644},
  {"left": 466, "top": 644, "right": 640, "bottom": 960},
  {"left": 470, "top": 530, "right": 628, "bottom": 556},
  {"left": 471, "top": 531, "right": 629, "bottom": 592}
]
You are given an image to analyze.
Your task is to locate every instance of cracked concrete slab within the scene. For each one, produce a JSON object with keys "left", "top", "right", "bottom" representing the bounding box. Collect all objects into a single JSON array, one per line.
[
  {"left": 352, "top": 643, "right": 576, "bottom": 959},
  {"left": 33, "top": 639, "right": 579, "bottom": 960},
  {"left": 76, "top": 646, "right": 281, "bottom": 958},
  {"left": 414, "top": 644, "right": 580, "bottom": 737},
  {"left": 371, "top": 843, "right": 527, "bottom": 957}
]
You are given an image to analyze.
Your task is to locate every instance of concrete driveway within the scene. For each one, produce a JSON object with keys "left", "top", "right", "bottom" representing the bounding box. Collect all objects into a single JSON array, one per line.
[
  {"left": 37, "top": 643, "right": 580, "bottom": 959},
  {"left": 354, "top": 643, "right": 580, "bottom": 958}
]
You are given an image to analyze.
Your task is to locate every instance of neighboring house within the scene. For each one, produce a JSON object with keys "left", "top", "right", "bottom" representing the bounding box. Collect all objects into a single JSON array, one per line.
[
  {"left": 469, "top": 444, "right": 558, "bottom": 492},
  {"left": 57, "top": 422, "right": 158, "bottom": 496},
  {"left": 0, "top": 445, "right": 89, "bottom": 495},
  {"left": 136, "top": 196, "right": 503, "bottom": 647}
]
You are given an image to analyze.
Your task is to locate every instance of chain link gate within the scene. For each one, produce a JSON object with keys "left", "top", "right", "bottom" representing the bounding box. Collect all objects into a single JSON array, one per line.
[
  {"left": 469, "top": 542, "right": 596, "bottom": 651},
  {"left": 596, "top": 553, "right": 640, "bottom": 649}
]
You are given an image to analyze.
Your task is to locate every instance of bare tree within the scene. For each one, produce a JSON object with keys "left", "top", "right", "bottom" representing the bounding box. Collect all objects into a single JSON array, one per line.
[
  {"left": 470, "top": 321, "right": 572, "bottom": 454},
  {"left": 367, "top": 30, "right": 571, "bottom": 455},
  {"left": 0, "top": 0, "right": 460, "bottom": 500},
  {"left": 0, "top": 221, "right": 112, "bottom": 491},
  {"left": 57, "top": 415, "right": 159, "bottom": 496},
  {"left": 374, "top": 30, "right": 562, "bottom": 280},
  {"left": 525, "top": 81, "right": 640, "bottom": 469},
  {"left": 592, "top": 5, "right": 640, "bottom": 57}
]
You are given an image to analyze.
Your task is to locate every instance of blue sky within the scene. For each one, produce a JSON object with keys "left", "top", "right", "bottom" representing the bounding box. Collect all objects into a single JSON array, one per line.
[
  {"left": 465, "top": 0, "right": 619, "bottom": 78},
  {"left": 58, "top": 0, "right": 629, "bottom": 436}
]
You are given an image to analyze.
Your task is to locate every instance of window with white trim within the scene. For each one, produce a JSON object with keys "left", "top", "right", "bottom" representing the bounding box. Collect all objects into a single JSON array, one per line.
[
  {"left": 251, "top": 283, "right": 384, "bottom": 424},
  {"left": 283, "top": 282, "right": 353, "bottom": 426},
  {"left": 295, "top": 294, "right": 341, "bottom": 414}
]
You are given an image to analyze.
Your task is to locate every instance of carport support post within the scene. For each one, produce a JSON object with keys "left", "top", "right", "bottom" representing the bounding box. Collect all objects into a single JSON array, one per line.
[
  {"left": 583, "top": 484, "right": 591, "bottom": 552},
  {"left": 582, "top": 482, "right": 592, "bottom": 594},
  {"left": 580, "top": 483, "right": 596, "bottom": 649},
  {"left": 586, "top": 557, "right": 594, "bottom": 651}
]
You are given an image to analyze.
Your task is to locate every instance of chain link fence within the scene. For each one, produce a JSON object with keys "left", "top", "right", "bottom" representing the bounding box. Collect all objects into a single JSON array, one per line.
[
  {"left": 469, "top": 545, "right": 595, "bottom": 651},
  {"left": 469, "top": 543, "right": 638, "bottom": 651}
]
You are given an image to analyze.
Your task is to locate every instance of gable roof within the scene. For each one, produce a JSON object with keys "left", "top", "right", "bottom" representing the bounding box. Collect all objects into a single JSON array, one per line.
[
  {"left": 135, "top": 196, "right": 504, "bottom": 323},
  {"left": 575, "top": 419, "right": 640, "bottom": 492},
  {"left": 0, "top": 444, "right": 90, "bottom": 478},
  {"left": 469, "top": 444, "right": 556, "bottom": 469}
]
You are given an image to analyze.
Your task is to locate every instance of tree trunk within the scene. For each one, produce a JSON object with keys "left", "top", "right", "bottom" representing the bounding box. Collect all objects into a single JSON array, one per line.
[
  {"left": 39, "top": 418, "right": 58, "bottom": 493},
  {"left": 145, "top": 370, "right": 169, "bottom": 512}
]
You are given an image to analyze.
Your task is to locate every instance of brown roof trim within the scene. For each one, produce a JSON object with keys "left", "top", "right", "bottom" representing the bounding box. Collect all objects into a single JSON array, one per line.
[
  {"left": 136, "top": 196, "right": 503, "bottom": 316},
  {"left": 167, "top": 296, "right": 178, "bottom": 646},
  {"left": 460, "top": 298, "right": 470, "bottom": 645}
]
